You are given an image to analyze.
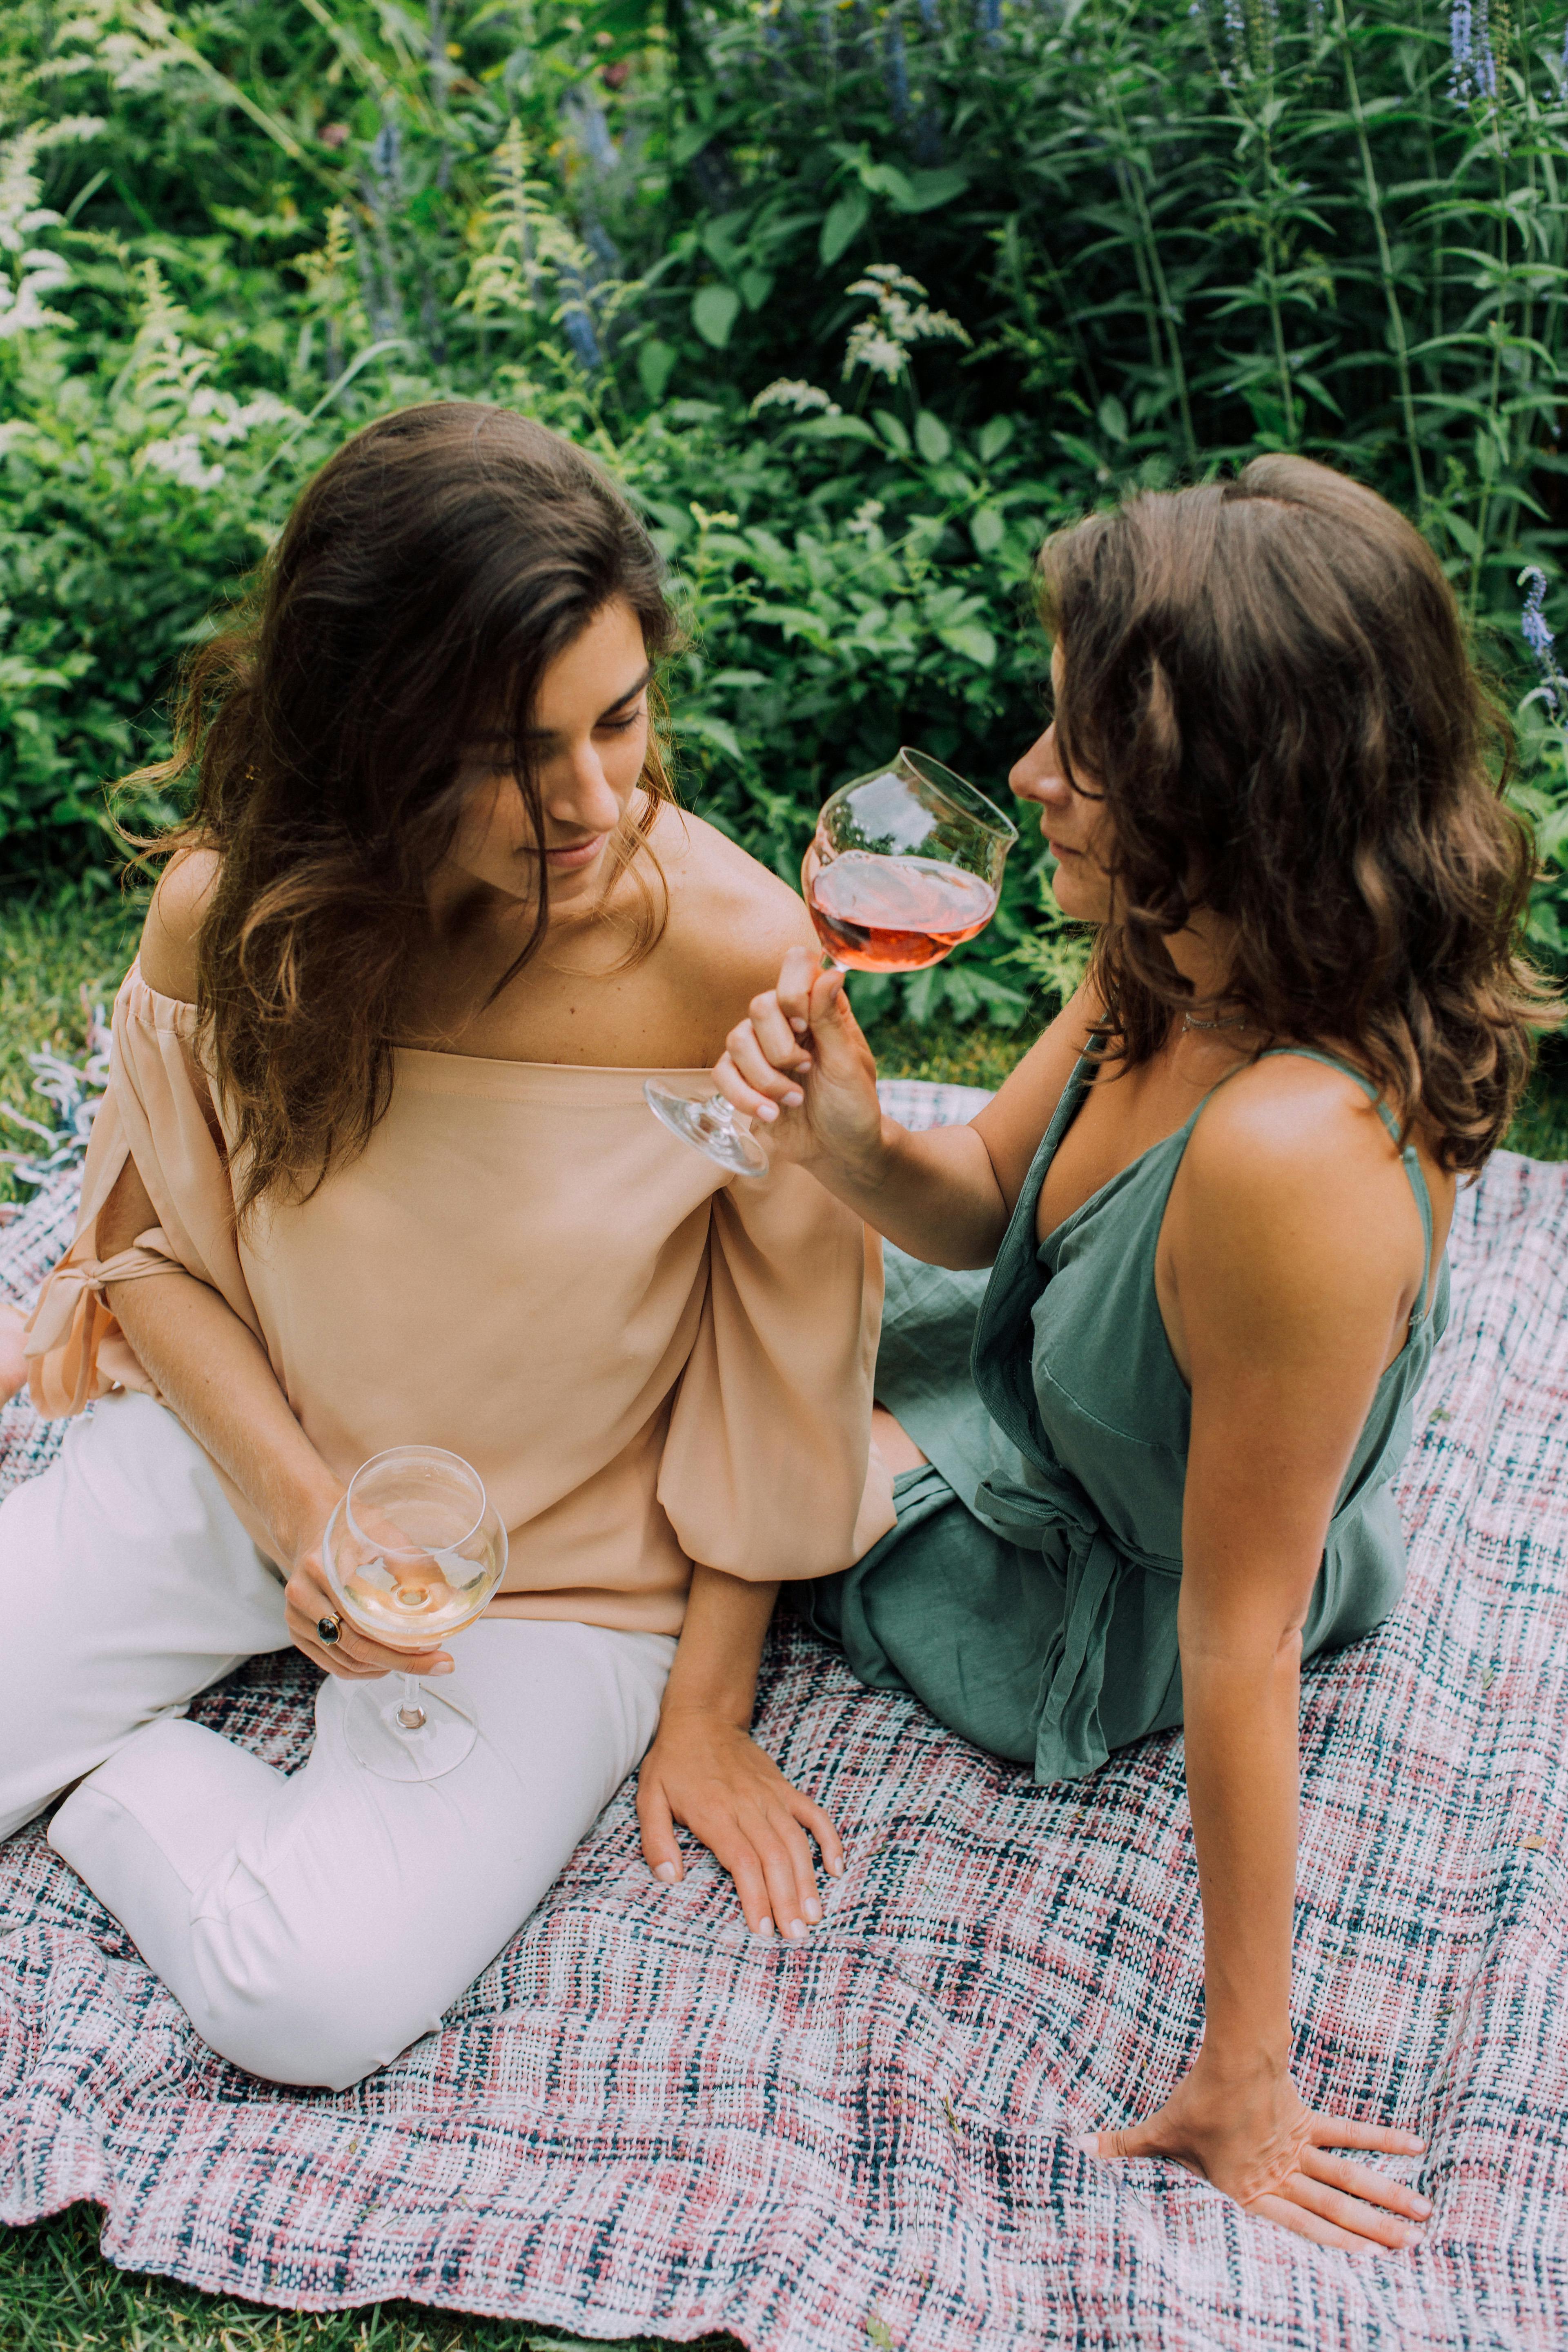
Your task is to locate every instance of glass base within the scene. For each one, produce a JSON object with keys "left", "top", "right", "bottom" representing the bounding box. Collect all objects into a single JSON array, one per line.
[
  {"left": 644, "top": 1076, "right": 770, "bottom": 1178},
  {"left": 342, "top": 1679, "right": 477, "bottom": 1782}
]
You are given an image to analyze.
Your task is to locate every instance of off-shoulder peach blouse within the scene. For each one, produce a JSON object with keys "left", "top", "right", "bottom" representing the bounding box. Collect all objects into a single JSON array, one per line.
[{"left": 24, "top": 968, "right": 895, "bottom": 1633}]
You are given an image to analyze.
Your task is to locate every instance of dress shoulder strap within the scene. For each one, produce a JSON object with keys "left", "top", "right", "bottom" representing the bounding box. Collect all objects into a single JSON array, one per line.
[{"left": 1255, "top": 1048, "right": 1436, "bottom": 1319}]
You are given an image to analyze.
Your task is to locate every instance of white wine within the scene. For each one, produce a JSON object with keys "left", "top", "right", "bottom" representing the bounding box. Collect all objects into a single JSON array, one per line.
[{"left": 334, "top": 1539, "right": 506, "bottom": 1648}]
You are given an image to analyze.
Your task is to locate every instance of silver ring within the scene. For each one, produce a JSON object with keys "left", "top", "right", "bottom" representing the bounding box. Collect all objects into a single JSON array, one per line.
[{"left": 316, "top": 1613, "right": 342, "bottom": 1645}]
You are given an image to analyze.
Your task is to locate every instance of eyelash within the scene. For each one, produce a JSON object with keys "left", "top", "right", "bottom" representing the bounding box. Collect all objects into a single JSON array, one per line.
[{"left": 599, "top": 707, "right": 645, "bottom": 735}]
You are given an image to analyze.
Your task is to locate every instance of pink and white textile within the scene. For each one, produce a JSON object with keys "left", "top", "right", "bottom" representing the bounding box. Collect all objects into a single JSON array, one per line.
[{"left": 2, "top": 1089, "right": 1567, "bottom": 2351}]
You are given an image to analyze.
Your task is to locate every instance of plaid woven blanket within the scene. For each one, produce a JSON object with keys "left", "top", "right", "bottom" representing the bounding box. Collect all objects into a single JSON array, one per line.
[{"left": 2, "top": 1083, "right": 1566, "bottom": 2351}]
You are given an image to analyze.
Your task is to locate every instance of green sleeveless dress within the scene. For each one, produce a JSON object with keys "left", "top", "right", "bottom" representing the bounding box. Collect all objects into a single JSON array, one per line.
[{"left": 797, "top": 1049, "right": 1449, "bottom": 1784}]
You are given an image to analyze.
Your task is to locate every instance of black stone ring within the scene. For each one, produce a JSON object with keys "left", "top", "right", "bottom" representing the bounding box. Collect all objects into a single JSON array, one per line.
[{"left": 316, "top": 1613, "right": 343, "bottom": 1645}]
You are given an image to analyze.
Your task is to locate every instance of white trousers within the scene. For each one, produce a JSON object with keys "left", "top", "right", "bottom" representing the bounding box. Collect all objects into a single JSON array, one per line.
[{"left": 0, "top": 1392, "right": 674, "bottom": 2090}]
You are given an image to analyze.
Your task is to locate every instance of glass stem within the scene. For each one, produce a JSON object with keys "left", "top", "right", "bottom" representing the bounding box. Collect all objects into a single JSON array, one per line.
[{"left": 396, "top": 1673, "right": 427, "bottom": 1733}]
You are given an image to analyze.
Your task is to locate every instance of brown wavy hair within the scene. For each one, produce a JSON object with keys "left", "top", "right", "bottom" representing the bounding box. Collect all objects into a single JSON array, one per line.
[
  {"left": 1039, "top": 454, "right": 1557, "bottom": 1170},
  {"left": 126, "top": 401, "right": 679, "bottom": 1215}
]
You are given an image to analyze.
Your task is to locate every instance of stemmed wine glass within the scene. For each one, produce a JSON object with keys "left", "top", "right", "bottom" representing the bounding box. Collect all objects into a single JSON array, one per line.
[
  {"left": 322, "top": 1445, "right": 508, "bottom": 1783},
  {"left": 644, "top": 747, "right": 1017, "bottom": 1177}
]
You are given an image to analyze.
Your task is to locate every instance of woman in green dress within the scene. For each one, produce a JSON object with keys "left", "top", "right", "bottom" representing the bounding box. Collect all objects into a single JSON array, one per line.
[{"left": 710, "top": 457, "right": 1552, "bottom": 2250}]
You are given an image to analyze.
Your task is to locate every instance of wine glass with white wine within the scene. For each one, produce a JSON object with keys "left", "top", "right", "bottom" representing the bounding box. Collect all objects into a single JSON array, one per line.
[
  {"left": 322, "top": 1445, "right": 508, "bottom": 1783},
  {"left": 644, "top": 747, "right": 1017, "bottom": 1176}
]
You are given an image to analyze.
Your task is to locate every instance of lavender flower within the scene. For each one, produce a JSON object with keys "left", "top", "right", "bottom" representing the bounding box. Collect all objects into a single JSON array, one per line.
[
  {"left": 1520, "top": 567, "right": 1566, "bottom": 717},
  {"left": 977, "top": 0, "right": 1001, "bottom": 43},
  {"left": 561, "top": 302, "right": 602, "bottom": 371},
  {"left": 884, "top": 16, "right": 911, "bottom": 123},
  {"left": 1450, "top": 0, "right": 1497, "bottom": 109},
  {"left": 370, "top": 116, "right": 401, "bottom": 200}
]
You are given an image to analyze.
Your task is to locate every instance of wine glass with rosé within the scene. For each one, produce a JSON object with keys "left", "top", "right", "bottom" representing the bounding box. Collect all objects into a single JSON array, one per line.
[
  {"left": 644, "top": 748, "right": 1017, "bottom": 1177},
  {"left": 322, "top": 1445, "right": 508, "bottom": 1783}
]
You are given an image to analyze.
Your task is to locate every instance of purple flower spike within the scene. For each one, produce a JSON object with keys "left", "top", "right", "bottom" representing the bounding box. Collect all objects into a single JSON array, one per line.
[{"left": 1520, "top": 568, "right": 1565, "bottom": 719}]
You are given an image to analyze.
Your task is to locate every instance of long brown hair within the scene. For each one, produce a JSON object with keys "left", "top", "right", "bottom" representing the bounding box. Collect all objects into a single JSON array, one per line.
[
  {"left": 127, "top": 401, "right": 679, "bottom": 1214},
  {"left": 1039, "top": 454, "right": 1557, "bottom": 1169}
]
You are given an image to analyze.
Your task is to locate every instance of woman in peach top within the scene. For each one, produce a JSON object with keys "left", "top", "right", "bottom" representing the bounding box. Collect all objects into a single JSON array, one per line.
[{"left": 0, "top": 403, "right": 891, "bottom": 2089}]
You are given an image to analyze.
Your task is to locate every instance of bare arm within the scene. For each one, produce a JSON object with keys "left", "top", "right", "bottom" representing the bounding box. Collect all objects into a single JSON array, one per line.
[
  {"left": 713, "top": 946, "right": 1099, "bottom": 1267},
  {"left": 98, "top": 1152, "right": 336, "bottom": 1564},
  {"left": 1090, "top": 1081, "right": 1434, "bottom": 2249},
  {"left": 636, "top": 1566, "right": 843, "bottom": 1942}
]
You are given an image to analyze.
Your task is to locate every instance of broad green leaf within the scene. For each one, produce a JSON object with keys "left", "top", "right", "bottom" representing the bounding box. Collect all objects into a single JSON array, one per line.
[
  {"left": 692, "top": 285, "right": 742, "bottom": 350},
  {"left": 819, "top": 186, "right": 870, "bottom": 266},
  {"left": 637, "top": 337, "right": 677, "bottom": 404},
  {"left": 977, "top": 415, "right": 1016, "bottom": 464},
  {"left": 939, "top": 621, "right": 998, "bottom": 669},
  {"left": 915, "top": 410, "right": 951, "bottom": 464},
  {"left": 970, "top": 505, "right": 1005, "bottom": 555},
  {"left": 900, "top": 166, "right": 971, "bottom": 213}
]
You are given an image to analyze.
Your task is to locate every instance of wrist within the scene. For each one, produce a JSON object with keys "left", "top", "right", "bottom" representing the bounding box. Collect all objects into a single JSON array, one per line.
[
  {"left": 812, "top": 1109, "right": 895, "bottom": 1196},
  {"left": 655, "top": 1698, "right": 753, "bottom": 1738},
  {"left": 273, "top": 1470, "right": 345, "bottom": 1569},
  {"left": 1193, "top": 2032, "right": 1292, "bottom": 2089}
]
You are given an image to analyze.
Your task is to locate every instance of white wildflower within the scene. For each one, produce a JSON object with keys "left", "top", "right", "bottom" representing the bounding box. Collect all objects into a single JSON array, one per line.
[
  {"left": 841, "top": 262, "right": 970, "bottom": 386},
  {"left": 846, "top": 498, "right": 886, "bottom": 538},
  {"left": 33, "top": 115, "right": 106, "bottom": 149},
  {"left": 750, "top": 379, "right": 843, "bottom": 418},
  {"left": 138, "top": 432, "right": 225, "bottom": 490},
  {"left": 0, "top": 127, "right": 72, "bottom": 337}
]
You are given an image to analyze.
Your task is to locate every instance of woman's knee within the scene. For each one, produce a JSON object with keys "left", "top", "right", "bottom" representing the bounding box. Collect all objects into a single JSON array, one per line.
[{"left": 192, "top": 1964, "right": 442, "bottom": 2091}]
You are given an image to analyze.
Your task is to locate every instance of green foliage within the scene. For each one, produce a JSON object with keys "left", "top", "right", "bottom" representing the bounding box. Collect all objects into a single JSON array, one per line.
[{"left": 1, "top": 0, "right": 1566, "bottom": 1025}]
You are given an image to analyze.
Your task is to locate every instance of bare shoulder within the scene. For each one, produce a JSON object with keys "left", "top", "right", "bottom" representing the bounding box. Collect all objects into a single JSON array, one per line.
[
  {"left": 1175, "top": 1051, "right": 1431, "bottom": 1303},
  {"left": 140, "top": 845, "right": 220, "bottom": 1004},
  {"left": 647, "top": 802, "right": 816, "bottom": 1002}
]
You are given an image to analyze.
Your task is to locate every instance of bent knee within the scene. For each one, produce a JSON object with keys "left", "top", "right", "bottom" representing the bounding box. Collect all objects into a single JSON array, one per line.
[{"left": 193, "top": 1972, "right": 444, "bottom": 2091}]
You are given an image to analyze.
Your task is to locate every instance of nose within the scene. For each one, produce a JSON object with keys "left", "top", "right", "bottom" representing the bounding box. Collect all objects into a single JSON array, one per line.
[
  {"left": 543, "top": 744, "right": 624, "bottom": 838},
  {"left": 1009, "top": 719, "right": 1071, "bottom": 810}
]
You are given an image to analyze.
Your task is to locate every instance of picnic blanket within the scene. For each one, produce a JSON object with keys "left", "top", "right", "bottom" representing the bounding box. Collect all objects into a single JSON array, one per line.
[{"left": 2, "top": 1076, "right": 1567, "bottom": 2352}]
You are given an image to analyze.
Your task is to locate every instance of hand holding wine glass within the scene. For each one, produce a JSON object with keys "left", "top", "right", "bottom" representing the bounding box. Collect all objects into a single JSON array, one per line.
[
  {"left": 711, "top": 947, "right": 885, "bottom": 1173},
  {"left": 644, "top": 748, "right": 1016, "bottom": 1177},
  {"left": 320, "top": 1445, "right": 508, "bottom": 1784}
]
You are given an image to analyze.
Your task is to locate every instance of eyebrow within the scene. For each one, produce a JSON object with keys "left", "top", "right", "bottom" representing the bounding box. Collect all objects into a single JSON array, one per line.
[{"left": 522, "top": 663, "right": 654, "bottom": 744}]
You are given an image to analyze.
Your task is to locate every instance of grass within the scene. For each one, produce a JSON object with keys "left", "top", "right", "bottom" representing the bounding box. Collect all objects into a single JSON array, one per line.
[
  {"left": 0, "top": 2203, "right": 743, "bottom": 2352},
  {"left": 0, "top": 889, "right": 147, "bottom": 1206},
  {"left": 0, "top": 888, "right": 1564, "bottom": 2348}
]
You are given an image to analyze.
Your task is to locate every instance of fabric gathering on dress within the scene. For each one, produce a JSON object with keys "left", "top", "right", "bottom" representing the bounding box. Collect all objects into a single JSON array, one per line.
[
  {"left": 799, "top": 1050, "right": 1450, "bottom": 1785},
  {"left": 23, "top": 965, "right": 895, "bottom": 1628}
]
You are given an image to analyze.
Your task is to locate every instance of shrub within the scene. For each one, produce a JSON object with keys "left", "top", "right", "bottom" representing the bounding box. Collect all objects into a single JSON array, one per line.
[{"left": 0, "top": 0, "right": 1564, "bottom": 1023}]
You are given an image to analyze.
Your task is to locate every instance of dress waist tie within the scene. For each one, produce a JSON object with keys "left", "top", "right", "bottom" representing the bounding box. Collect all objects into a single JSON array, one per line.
[{"left": 974, "top": 1460, "right": 1181, "bottom": 1784}]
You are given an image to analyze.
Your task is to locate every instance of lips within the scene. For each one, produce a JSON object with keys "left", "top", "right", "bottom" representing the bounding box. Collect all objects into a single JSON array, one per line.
[{"left": 542, "top": 836, "right": 605, "bottom": 869}]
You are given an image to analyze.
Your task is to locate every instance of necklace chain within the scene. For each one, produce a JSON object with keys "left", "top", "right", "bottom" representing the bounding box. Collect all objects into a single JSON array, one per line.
[{"left": 1181, "top": 1009, "right": 1250, "bottom": 1031}]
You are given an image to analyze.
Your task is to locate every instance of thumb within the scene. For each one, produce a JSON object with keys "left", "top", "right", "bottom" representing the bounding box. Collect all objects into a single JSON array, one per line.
[
  {"left": 637, "top": 1774, "right": 684, "bottom": 1886},
  {"left": 806, "top": 968, "right": 865, "bottom": 1062},
  {"left": 1074, "top": 2119, "right": 1162, "bottom": 2163}
]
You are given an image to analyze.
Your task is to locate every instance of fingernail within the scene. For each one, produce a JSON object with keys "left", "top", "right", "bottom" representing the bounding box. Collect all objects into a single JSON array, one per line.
[
  {"left": 753, "top": 1916, "right": 774, "bottom": 1940},
  {"left": 827, "top": 1858, "right": 844, "bottom": 1878},
  {"left": 790, "top": 1017, "right": 808, "bottom": 1034},
  {"left": 428, "top": 1660, "right": 454, "bottom": 1675},
  {"left": 653, "top": 1862, "right": 677, "bottom": 1884},
  {"left": 1071, "top": 2132, "right": 1100, "bottom": 2159},
  {"left": 804, "top": 1896, "right": 822, "bottom": 1924},
  {"left": 786, "top": 1918, "right": 807, "bottom": 1940},
  {"left": 757, "top": 1101, "right": 778, "bottom": 1122},
  {"left": 783, "top": 1089, "right": 804, "bottom": 1108}
]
